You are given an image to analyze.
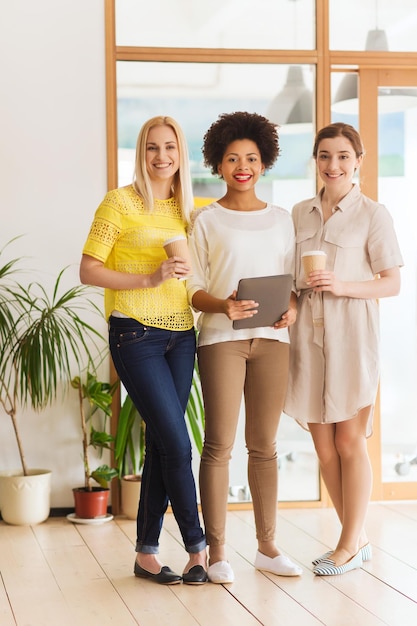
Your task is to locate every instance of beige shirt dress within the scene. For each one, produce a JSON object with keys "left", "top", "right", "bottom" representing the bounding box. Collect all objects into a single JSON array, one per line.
[{"left": 284, "top": 184, "right": 404, "bottom": 436}]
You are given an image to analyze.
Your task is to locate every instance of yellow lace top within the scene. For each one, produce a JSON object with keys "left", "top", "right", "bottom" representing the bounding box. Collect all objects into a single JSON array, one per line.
[{"left": 82, "top": 184, "right": 194, "bottom": 331}]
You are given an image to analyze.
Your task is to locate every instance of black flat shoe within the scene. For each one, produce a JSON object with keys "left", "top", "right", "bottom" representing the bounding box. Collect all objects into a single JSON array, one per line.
[
  {"left": 134, "top": 561, "right": 182, "bottom": 585},
  {"left": 182, "top": 565, "right": 208, "bottom": 585}
]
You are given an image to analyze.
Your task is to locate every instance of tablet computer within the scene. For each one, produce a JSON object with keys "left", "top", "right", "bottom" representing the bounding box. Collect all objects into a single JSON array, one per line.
[{"left": 232, "top": 274, "right": 293, "bottom": 330}]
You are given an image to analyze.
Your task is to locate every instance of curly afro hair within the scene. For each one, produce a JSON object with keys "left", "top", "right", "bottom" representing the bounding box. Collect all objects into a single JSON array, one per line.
[{"left": 202, "top": 111, "right": 280, "bottom": 176}]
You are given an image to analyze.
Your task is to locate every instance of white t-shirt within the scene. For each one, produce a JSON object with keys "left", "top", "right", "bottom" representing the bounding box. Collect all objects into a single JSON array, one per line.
[{"left": 187, "top": 201, "right": 295, "bottom": 347}]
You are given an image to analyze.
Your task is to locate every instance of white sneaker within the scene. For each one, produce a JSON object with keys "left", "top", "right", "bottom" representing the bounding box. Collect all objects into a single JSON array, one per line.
[
  {"left": 255, "top": 550, "right": 303, "bottom": 577},
  {"left": 207, "top": 560, "right": 235, "bottom": 584}
]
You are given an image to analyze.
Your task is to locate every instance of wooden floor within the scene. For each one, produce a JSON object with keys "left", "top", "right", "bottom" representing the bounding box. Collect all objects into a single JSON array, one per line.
[{"left": 1, "top": 501, "right": 417, "bottom": 626}]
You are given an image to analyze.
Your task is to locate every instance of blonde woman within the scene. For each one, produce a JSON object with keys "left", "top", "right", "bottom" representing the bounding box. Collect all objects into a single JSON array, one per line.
[{"left": 80, "top": 116, "right": 207, "bottom": 585}]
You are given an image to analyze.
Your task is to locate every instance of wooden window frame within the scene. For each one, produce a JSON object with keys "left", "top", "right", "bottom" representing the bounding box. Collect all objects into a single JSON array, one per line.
[{"left": 105, "top": 0, "right": 417, "bottom": 511}]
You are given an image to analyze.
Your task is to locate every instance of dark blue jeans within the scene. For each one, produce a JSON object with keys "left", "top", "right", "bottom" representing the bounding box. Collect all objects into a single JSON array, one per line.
[{"left": 109, "top": 316, "right": 206, "bottom": 555}]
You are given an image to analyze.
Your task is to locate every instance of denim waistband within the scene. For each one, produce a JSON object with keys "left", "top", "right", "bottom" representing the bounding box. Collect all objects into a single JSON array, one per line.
[{"left": 109, "top": 315, "right": 144, "bottom": 327}]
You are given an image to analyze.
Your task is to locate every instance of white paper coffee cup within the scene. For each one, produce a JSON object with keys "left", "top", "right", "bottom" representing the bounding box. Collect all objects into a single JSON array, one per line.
[
  {"left": 163, "top": 236, "right": 192, "bottom": 280},
  {"left": 301, "top": 250, "right": 327, "bottom": 277}
]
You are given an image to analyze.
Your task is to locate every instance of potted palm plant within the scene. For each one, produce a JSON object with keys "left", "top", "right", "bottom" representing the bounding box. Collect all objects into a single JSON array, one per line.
[
  {"left": 0, "top": 238, "right": 106, "bottom": 525},
  {"left": 114, "top": 390, "right": 145, "bottom": 519},
  {"left": 69, "top": 370, "right": 118, "bottom": 520}
]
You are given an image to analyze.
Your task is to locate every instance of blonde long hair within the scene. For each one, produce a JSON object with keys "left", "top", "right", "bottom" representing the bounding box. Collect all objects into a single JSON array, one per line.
[{"left": 133, "top": 116, "right": 193, "bottom": 224}]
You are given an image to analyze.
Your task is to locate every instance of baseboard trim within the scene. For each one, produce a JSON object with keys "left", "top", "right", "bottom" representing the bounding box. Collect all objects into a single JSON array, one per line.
[
  {"left": 0, "top": 507, "right": 114, "bottom": 521},
  {"left": 49, "top": 507, "right": 114, "bottom": 517}
]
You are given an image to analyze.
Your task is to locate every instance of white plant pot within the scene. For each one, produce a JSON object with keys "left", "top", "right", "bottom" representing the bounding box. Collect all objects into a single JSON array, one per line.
[
  {"left": 121, "top": 474, "right": 141, "bottom": 520},
  {"left": 0, "top": 469, "right": 51, "bottom": 525}
]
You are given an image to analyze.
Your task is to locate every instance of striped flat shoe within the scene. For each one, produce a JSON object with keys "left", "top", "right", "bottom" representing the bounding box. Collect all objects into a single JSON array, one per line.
[
  {"left": 312, "top": 542, "right": 372, "bottom": 566},
  {"left": 313, "top": 550, "right": 363, "bottom": 576}
]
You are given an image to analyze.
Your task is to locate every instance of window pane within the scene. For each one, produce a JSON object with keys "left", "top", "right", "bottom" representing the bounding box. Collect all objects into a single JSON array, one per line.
[
  {"left": 329, "top": 0, "right": 417, "bottom": 52},
  {"left": 117, "top": 61, "right": 316, "bottom": 201},
  {"left": 331, "top": 71, "right": 359, "bottom": 119},
  {"left": 115, "top": 0, "right": 316, "bottom": 50},
  {"left": 378, "top": 102, "right": 417, "bottom": 485}
]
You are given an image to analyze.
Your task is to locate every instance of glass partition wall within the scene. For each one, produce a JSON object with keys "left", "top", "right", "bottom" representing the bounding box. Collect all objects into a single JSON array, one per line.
[{"left": 106, "top": 0, "right": 417, "bottom": 509}]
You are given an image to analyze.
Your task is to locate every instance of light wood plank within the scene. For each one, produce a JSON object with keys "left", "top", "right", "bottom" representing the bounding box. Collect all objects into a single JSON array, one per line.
[
  {"left": 32, "top": 520, "right": 137, "bottom": 625},
  {"left": 76, "top": 519, "right": 201, "bottom": 626},
  {"left": 0, "top": 523, "right": 76, "bottom": 626},
  {"left": 162, "top": 514, "right": 308, "bottom": 626},
  {"left": 0, "top": 577, "right": 16, "bottom": 626},
  {"left": 2, "top": 501, "right": 417, "bottom": 626},
  {"left": 226, "top": 511, "right": 387, "bottom": 626},
  {"left": 280, "top": 502, "right": 417, "bottom": 601},
  {"left": 384, "top": 501, "right": 417, "bottom": 521},
  {"left": 113, "top": 518, "right": 261, "bottom": 625},
  {"left": 277, "top": 504, "right": 417, "bottom": 624},
  {"left": 164, "top": 510, "right": 384, "bottom": 626}
]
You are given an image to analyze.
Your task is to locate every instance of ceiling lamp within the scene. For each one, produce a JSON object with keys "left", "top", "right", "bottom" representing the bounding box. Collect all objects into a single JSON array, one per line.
[
  {"left": 266, "top": 0, "right": 314, "bottom": 132},
  {"left": 266, "top": 65, "right": 313, "bottom": 132},
  {"left": 332, "top": 29, "right": 417, "bottom": 114}
]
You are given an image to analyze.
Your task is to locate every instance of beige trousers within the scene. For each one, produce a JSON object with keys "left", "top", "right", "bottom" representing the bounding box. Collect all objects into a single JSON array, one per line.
[{"left": 198, "top": 339, "right": 289, "bottom": 547}]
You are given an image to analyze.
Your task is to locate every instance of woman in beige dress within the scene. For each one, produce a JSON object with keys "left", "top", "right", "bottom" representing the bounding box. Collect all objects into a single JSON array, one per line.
[{"left": 285, "top": 122, "right": 403, "bottom": 575}]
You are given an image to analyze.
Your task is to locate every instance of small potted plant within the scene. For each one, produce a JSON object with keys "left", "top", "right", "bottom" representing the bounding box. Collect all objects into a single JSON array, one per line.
[
  {"left": 70, "top": 370, "right": 119, "bottom": 520},
  {"left": 114, "top": 390, "right": 145, "bottom": 519}
]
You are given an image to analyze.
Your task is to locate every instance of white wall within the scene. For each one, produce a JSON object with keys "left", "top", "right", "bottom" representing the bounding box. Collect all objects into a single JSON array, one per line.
[{"left": 0, "top": 0, "right": 108, "bottom": 507}]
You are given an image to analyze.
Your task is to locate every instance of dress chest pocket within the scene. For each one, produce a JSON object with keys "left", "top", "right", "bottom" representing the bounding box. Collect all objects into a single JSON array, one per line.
[
  {"left": 323, "top": 232, "right": 367, "bottom": 279},
  {"left": 296, "top": 229, "right": 317, "bottom": 250},
  {"left": 295, "top": 229, "right": 321, "bottom": 279}
]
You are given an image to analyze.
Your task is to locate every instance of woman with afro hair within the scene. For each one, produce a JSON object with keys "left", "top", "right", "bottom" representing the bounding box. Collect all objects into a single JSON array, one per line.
[{"left": 186, "top": 111, "right": 302, "bottom": 583}]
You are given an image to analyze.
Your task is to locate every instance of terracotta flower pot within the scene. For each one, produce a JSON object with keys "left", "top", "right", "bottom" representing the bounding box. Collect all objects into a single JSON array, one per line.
[{"left": 72, "top": 487, "right": 109, "bottom": 519}]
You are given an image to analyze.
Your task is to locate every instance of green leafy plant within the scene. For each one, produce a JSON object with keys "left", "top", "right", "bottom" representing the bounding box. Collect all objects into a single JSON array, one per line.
[
  {"left": 186, "top": 358, "right": 205, "bottom": 455},
  {"left": 71, "top": 371, "right": 119, "bottom": 490},
  {"left": 114, "top": 392, "right": 145, "bottom": 479},
  {"left": 0, "top": 238, "right": 106, "bottom": 476}
]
